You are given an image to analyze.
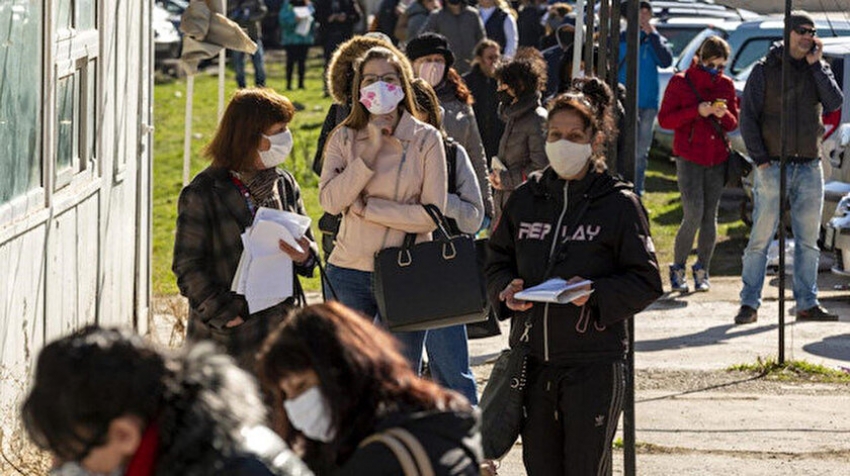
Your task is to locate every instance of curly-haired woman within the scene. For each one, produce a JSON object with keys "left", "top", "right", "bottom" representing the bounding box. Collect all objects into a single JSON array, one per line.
[{"left": 490, "top": 49, "right": 549, "bottom": 224}]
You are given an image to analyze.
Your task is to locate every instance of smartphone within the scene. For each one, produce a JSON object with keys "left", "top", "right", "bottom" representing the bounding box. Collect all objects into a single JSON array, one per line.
[
  {"left": 491, "top": 156, "right": 507, "bottom": 173},
  {"left": 810, "top": 44, "right": 819, "bottom": 54}
]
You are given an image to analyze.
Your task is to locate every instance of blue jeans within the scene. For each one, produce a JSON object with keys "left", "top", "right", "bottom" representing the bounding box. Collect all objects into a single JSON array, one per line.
[
  {"left": 635, "top": 108, "right": 657, "bottom": 196},
  {"left": 740, "top": 161, "right": 824, "bottom": 310},
  {"left": 232, "top": 39, "right": 266, "bottom": 88},
  {"left": 324, "top": 264, "right": 475, "bottom": 403},
  {"left": 390, "top": 326, "right": 478, "bottom": 405}
]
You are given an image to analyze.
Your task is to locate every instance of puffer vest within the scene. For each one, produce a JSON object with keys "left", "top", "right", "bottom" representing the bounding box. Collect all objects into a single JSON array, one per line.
[
  {"left": 761, "top": 54, "right": 823, "bottom": 160},
  {"left": 484, "top": 9, "right": 508, "bottom": 52}
]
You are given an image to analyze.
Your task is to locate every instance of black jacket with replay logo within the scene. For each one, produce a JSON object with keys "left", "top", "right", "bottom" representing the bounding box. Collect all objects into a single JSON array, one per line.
[{"left": 485, "top": 167, "right": 663, "bottom": 365}]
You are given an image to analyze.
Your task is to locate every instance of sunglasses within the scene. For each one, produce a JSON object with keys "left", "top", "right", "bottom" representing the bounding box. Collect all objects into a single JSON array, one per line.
[{"left": 794, "top": 26, "right": 817, "bottom": 37}]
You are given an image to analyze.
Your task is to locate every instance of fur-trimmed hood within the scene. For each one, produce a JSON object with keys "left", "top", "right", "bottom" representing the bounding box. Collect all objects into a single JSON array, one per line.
[
  {"left": 325, "top": 36, "right": 413, "bottom": 104},
  {"left": 156, "top": 344, "right": 312, "bottom": 476}
]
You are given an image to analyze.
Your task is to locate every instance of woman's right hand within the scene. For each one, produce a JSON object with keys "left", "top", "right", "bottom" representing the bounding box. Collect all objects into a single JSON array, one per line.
[
  {"left": 360, "top": 123, "right": 383, "bottom": 168},
  {"left": 499, "top": 278, "right": 533, "bottom": 312},
  {"left": 225, "top": 316, "right": 245, "bottom": 328},
  {"left": 698, "top": 102, "right": 714, "bottom": 118},
  {"left": 489, "top": 170, "right": 503, "bottom": 191}
]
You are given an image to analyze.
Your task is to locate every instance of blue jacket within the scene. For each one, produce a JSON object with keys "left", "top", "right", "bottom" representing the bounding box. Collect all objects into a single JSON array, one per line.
[{"left": 618, "top": 30, "right": 673, "bottom": 109}]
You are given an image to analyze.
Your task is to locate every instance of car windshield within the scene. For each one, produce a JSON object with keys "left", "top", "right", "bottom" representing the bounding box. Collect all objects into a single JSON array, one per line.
[{"left": 730, "top": 37, "right": 777, "bottom": 75}]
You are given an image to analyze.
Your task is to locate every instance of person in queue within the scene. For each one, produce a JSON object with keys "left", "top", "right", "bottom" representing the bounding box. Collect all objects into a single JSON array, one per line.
[
  {"left": 22, "top": 326, "right": 313, "bottom": 476},
  {"left": 318, "top": 46, "right": 448, "bottom": 369},
  {"left": 490, "top": 50, "right": 548, "bottom": 224},
  {"left": 463, "top": 38, "right": 505, "bottom": 164},
  {"left": 485, "top": 78, "right": 663, "bottom": 475},
  {"left": 257, "top": 302, "right": 482, "bottom": 474},
  {"left": 406, "top": 33, "right": 494, "bottom": 226},
  {"left": 173, "top": 88, "right": 317, "bottom": 372},
  {"left": 658, "top": 36, "right": 739, "bottom": 293}
]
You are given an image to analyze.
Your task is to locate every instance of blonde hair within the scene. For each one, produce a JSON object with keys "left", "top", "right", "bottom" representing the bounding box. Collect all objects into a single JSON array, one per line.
[{"left": 343, "top": 47, "right": 418, "bottom": 130}]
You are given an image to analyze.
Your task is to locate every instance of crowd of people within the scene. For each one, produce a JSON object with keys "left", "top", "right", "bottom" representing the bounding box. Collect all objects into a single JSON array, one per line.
[{"left": 22, "top": 2, "right": 845, "bottom": 475}]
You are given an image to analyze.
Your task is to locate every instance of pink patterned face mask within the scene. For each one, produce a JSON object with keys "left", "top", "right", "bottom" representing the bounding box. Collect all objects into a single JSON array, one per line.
[{"left": 359, "top": 81, "right": 405, "bottom": 115}]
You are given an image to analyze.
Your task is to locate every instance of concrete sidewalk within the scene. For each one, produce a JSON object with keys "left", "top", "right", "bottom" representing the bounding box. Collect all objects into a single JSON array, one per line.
[{"left": 469, "top": 275, "right": 850, "bottom": 475}]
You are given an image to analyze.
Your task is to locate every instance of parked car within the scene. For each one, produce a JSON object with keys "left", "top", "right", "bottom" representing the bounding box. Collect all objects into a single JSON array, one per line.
[
  {"left": 652, "top": 16, "right": 850, "bottom": 157},
  {"left": 156, "top": 0, "right": 188, "bottom": 31},
  {"left": 648, "top": 0, "right": 758, "bottom": 22},
  {"left": 154, "top": 3, "right": 181, "bottom": 66},
  {"left": 814, "top": 38, "right": 850, "bottom": 274}
]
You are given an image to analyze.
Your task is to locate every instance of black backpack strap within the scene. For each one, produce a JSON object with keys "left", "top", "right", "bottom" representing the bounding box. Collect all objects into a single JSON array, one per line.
[
  {"left": 683, "top": 73, "right": 730, "bottom": 150},
  {"left": 444, "top": 137, "right": 458, "bottom": 195}
]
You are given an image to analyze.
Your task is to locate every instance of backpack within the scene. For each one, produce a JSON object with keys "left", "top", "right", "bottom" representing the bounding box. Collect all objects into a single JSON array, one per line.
[{"left": 442, "top": 137, "right": 462, "bottom": 236}]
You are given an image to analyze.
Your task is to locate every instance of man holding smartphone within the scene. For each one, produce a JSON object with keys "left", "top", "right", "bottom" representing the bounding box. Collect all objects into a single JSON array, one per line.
[{"left": 735, "top": 11, "right": 844, "bottom": 324}]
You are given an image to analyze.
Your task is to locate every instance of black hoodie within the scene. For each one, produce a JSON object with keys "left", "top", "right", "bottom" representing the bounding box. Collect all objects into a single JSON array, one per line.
[{"left": 486, "top": 167, "right": 663, "bottom": 364}]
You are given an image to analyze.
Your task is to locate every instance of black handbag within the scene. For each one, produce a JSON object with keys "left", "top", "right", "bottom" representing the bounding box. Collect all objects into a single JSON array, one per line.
[
  {"left": 467, "top": 238, "right": 502, "bottom": 339},
  {"left": 373, "top": 205, "right": 487, "bottom": 332},
  {"left": 682, "top": 74, "right": 752, "bottom": 188},
  {"left": 478, "top": 328, "right": 529, "bottom": 460},
  {"left": 725, "top": 148, "right": 753, "bottom": 189}
]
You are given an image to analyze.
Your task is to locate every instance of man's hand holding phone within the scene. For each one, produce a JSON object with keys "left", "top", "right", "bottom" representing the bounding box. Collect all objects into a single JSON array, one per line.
[{"left": 807, "top": 37, "right": 823, "bottom": 64}]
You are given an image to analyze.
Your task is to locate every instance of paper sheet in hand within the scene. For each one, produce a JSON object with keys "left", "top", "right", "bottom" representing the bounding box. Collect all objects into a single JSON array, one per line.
[
  {"left": 250, "top": 220, "right": 303, "bottom": 255},
  {"left": 491, "top": 156, "right": 507, "bottom": 172},
  {"left": 254, "top": 207, "right": 311, "bottom": 238},
  {"left": 514, "top": 278, "right": 593, "bottom": 304},
  {"left": 244, "top": 254, "right": 294, "bottom": 313}
]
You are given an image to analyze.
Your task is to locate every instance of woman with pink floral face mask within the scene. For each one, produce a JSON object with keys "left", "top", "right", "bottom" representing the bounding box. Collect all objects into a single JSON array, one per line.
[{"left": 318, "top": 46, "right": 448, "bottom": 372}]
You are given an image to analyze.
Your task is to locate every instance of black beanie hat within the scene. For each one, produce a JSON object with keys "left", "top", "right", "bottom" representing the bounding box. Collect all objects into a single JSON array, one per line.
[
  {"left": 788, "top": 11, "right": 816, "bottom": 32},
  {"left": 405, "top": 33, "right": 455, "bottom": 68}
]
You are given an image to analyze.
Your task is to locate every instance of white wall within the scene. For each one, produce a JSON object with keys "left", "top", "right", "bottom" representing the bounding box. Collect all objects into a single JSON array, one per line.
[{"left": 0, "top": 0, "right": 152, "bottom": 436}]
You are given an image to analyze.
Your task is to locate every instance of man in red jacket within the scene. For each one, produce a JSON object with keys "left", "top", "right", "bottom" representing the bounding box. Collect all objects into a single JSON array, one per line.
[{"left": 658, "top": 36, "right": 738, "bottom": 293}]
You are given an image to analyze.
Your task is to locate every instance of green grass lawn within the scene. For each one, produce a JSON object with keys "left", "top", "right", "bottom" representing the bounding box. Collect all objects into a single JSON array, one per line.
[
  {"left": 641, "top": 157, "right": 749, "bottom": 279},
  {"left": 152, "top": 49, "right": 748, "bottom": 295}
]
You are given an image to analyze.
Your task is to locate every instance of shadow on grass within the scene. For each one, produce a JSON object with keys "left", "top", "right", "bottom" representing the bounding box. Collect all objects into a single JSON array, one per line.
[{"left": 644, "top": 171, "right": 679, "bottom": 194}]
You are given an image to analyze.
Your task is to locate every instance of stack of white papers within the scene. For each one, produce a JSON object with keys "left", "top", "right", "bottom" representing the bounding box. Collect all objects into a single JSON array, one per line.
[
  {"left": 232, "top": 207, "right": 311, "bottom": 313},
  {"left": 514, "top": 278, "right": 593, "bottom": 304}
]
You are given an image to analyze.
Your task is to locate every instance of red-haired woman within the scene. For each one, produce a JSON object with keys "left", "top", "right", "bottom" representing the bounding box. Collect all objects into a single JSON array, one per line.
[{"left": 173, "top": 88, "right": 317, "bottom": 372}]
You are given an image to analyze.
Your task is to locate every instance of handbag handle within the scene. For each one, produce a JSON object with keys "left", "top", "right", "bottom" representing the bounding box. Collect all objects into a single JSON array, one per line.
[{"left": 399, "top": 204, "right": 454, "bottom": 251}]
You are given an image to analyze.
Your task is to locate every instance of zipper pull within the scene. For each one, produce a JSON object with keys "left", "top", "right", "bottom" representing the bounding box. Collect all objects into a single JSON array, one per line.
[{"left": 520, "top": 320, "right": 531, "bottom": 342}]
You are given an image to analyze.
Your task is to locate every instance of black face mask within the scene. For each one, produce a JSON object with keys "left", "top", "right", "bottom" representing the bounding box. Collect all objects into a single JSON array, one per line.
[{"left": 497, "top": 90, "right": 513, "bottom": 105}]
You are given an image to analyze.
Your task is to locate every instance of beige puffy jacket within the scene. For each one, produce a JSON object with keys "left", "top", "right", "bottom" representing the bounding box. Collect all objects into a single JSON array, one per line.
[{"left": 319, "top": 111, "right": 448, "bottom": 272}]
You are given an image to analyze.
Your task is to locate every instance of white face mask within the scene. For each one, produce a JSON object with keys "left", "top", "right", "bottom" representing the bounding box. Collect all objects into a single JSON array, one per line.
[
  {"left": 418, "top": 61, "right": 445, "bottom": 87},
  {"left": 283, "top": 386, "right": 336, "bottom": 443},
  {"left": 360, "top": 81, "right": 405, "bottom": 115},
  {"left": 258, "top": 129, "right": 294, "bottom": 169},
  {"left": 545, "top": 139, "right": 593, "bottom": 178}
]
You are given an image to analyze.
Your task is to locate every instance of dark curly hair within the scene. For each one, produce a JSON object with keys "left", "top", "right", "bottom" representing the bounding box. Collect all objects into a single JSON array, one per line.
[
  {"left": 22, "top": 327, "right": 167, "bottom": 462},
  {"left": 495, "top": 47, "right": 548, "bottom": 97},
  {"left": 547, "top": 76, "right": 616, "bottom": 172}
]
